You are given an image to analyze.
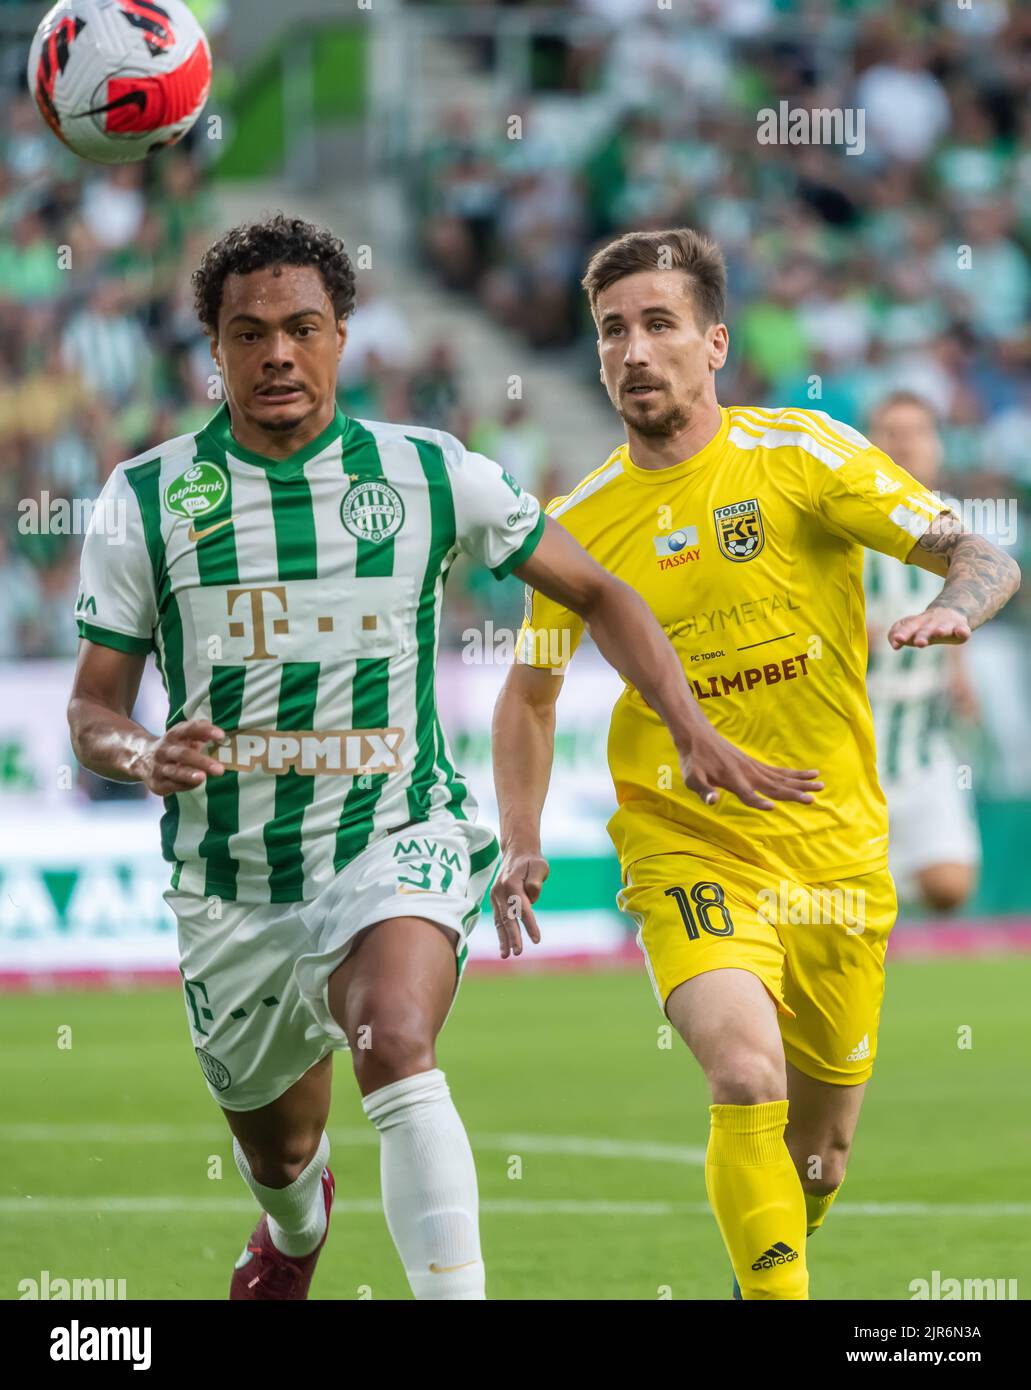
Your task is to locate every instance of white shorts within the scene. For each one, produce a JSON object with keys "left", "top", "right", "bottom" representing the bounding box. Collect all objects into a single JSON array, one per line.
[
  {"left": 166, "top": 815, "right": 500, "bottom": 1111},
  {"left": 883, "top": 756, "right": 981, "bottom": 894}
]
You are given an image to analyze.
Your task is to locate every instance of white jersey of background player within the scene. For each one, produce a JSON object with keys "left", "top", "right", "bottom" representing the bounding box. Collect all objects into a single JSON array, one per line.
[{"left": 864, "top": 392, "right": 980, "bottom": 910}]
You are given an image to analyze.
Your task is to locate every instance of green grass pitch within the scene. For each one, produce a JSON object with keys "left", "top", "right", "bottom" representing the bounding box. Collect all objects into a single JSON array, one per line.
[{"left": 2, "top": 956, "right": 1029, "bottom": 1300}]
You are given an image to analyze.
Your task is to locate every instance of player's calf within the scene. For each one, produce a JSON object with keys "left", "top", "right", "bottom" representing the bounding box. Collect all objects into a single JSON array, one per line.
[
  {"left": 222, "top": 1056, "right": 336, "bottom": 1295},
  {"left": 667, "top": 969, "right": 808, "bottom": 1298},
  {"left": 329, "top": 917, "right": 486, "bottom": 1299},
  {"left": 784, "top": 1064, "right": 867, "bottom": 1234}
]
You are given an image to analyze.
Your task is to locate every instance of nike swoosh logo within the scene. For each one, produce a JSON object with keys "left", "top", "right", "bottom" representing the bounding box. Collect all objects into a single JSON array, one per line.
[
  {"left": 188, "top": 515, "right": 237, "bottom": 542},
  {"left": 428, "top": 1259, "right": 478, "bottom": 1274},
  {"left": 82, "top": 91, "right": 148, "bottom": 118}
]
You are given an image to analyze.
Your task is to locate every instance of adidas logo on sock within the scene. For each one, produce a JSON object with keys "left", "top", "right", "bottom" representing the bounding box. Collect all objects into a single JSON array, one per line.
[
  {"left": 751, "top": 1241, "right": 799, "bottom": 1271},
  {"left": 846, "top": 1034, "right": 870, "bottom": 1062}
]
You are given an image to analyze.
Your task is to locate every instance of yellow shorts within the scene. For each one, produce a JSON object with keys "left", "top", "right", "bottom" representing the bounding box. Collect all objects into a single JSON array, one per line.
[{"left": 617, "top": 850, "right": 898, "bottom": 1086}]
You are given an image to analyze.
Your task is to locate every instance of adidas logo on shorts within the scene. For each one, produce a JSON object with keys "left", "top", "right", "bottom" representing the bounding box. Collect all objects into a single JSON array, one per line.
[
  {"left": 846, "top": 1034, "right": 871, "bottom": 1062},
  {"left": 751, "top": 1242, "right": 799, "bottom": 1271}
]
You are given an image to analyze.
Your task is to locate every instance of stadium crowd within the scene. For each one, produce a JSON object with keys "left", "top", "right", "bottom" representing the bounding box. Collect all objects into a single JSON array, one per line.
[
  {"left": 414, "top": 0, "right": 1031, "bottom": 619},
  {"left": 0, "top": 87, "right": 546, "bottom": 660},
  {"left": 3, "top": 0, "right": 1029, "bottom": 669}
]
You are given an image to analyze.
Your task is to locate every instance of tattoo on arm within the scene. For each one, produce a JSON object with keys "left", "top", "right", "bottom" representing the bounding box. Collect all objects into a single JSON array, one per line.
[{"left": 917, "top": 512, "right": 1021, "bottom": 630}]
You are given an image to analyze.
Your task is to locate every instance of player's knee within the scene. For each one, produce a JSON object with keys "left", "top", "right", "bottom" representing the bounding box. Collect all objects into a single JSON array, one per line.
[
  {"left": 707, "top": 1049, "right": 786, "bottom": 1105},
  {"left": 800, "top": 1138, "right": 850, "bottom": 1194},
  {"left": 351, "top": 1014, "right": 436, "bottom": 1088},
  {"left": 239, "top": 1134, "right": 322, "bottom": 1188},
  {"left": 919, "top": 865, "right": 975, "bottom": 913}
]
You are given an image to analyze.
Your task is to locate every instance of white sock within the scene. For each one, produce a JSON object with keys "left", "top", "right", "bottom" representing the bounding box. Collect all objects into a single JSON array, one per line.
[
  {"left": 363, "top": 1068, "right": 485, "bottom": 1300},
  {"left": 233, "top": 1132, "right": 330, "bottom": 1257}
]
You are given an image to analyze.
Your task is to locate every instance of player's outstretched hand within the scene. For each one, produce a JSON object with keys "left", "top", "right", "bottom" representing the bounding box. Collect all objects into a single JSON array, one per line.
[
  {"left": 887, "top": 606, "right": 971, "bottom": 649},
  {"left": 677, "top": 725, "right": 823, "bottom": 812},
  {"left": 490, "top": 846, "right": 549, "bottom": 959},
  {"left": 140, "top": 719, "right": 226, "bottom": 796}
]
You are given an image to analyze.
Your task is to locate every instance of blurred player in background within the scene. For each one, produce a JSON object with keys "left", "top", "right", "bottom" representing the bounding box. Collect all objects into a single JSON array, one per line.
[
  {"left": 865, "top": 392, "right": 981, "bottom": 912},
  {"left": 492, "top": 228, "right": 1020, "bottom": 1299},
  {"left": 66, "top": 213, "right": 815, "bottom": 1302}
]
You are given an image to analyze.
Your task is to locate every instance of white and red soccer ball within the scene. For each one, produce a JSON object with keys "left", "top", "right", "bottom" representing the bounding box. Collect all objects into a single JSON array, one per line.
[{"left": 28, "top": 0, "right": 211, "bottom": 164}]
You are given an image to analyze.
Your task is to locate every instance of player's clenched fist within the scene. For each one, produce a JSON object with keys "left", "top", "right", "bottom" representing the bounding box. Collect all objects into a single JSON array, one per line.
[
  {"left": 138, "top": 719, "right": 226, "bottom": 796},
  {"left": 490, "top": 846, "right": 550, "bottom": 959}
]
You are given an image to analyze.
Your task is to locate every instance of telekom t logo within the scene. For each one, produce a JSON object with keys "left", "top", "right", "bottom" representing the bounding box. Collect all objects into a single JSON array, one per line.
[
  {"left": 226, "top": 586, "right": 289, "bottom": 660},
  {"left": 225, "top": 585, "right": 370, "bottom": 660}
]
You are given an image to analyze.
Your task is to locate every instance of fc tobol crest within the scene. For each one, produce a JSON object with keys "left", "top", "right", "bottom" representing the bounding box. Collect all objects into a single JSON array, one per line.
[{"left": 714, "top": 498, "right": 765, "bottom": 562}]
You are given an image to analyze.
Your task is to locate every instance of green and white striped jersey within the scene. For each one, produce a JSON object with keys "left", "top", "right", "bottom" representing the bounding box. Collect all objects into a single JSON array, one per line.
[
  {"left": 75, "top": 404, "right": 545, "bottom": 903},
  {"left": 864, "top": 550, "right": 949, "bottom": 782}
]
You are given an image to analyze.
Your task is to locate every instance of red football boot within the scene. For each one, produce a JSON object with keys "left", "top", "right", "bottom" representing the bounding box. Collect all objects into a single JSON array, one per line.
[{"left": 230, "top": 1167, "right": 335, "bottom": 1300}]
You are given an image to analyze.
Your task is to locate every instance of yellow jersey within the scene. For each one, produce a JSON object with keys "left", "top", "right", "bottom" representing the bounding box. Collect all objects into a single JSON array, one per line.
[{"left": 517, "top": 405, "right": 949, "bottom": 883}]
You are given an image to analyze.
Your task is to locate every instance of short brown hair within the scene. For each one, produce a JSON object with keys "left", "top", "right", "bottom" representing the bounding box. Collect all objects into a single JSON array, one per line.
[
  {"left": 581, "top": 228, "right": 727, "bottom": 329},
  {"left": 869, "top": 390, "right": 939, "bottom": 426}
]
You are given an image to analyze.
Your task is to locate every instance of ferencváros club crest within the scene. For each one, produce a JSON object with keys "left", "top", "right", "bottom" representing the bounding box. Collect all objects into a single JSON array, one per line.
[
  {"left": 164, "top": 461, "right": 229, "bottom": 520},
  {"left": 714, "top": 497, "right": 765, "bottom": 562},
  {"left": 195, "top": 1048, "right": 231, "bottom": 1091},
  {"left": 341, "top": 478, "right": 405, "bottom": 544}
]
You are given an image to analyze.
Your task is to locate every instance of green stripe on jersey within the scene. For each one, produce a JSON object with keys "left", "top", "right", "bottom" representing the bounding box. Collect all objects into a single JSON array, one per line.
[
  {"left": 126, "top": 456, "right": 187, "bottom": 866},
  {"left": 333, "top": 422, "right": 397, "bottom": 870},
  {"left": 349, "top": 424, "right": 396, "bottom": 580},
  {"left": 405, "top": 436, "right": 456, "bottom": 824},
  {"left": 266, "top": 663, "right": 321, "bottom": 900},
  {"left": 470, "top": 837, "right": 500, "bottom": 875},
  {"left": 76, "top": 621, "right": 151, "bottom": 654},
  {"left": 263, "top": 471, "right": 320, "bottom": 899},
  {"left": 194, "top": 461, "right": 238, "bottom": 587},
  {"left": 334, "top": 655, "right": 391, "bottom": 871},
  {"left": 917, "top": 689, "right": 947, "bottom": 770},
  {"left": 267, "top": 473, "right": 318, "bottom": 581},
  {"left": 190, "top": 454, "right": 241, "bottom": 893},
  {"left": 884, "top": 646, "right": 916, "bottom": 779},
  {"left": 434, "top": 712, "right": 469, "bottom": 821},
  {"left": 199, "top": 665, "right": 247, "bottom": 898},
  {"left": 866, "top": 551, "right": 881, "bottom": 598},
  {"left": 492, "top": 510, "right": 545, "bottom": 579}
]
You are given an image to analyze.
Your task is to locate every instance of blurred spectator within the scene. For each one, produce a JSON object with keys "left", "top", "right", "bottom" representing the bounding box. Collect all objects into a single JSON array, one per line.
[
  {"left": 469, "top": 398, "right": 555, "bottom": 498},
  {"left": 80, "top": 164, "right": 146, "bottom": 251},
  {"left": 854, "top": 39, "right": 951, "bottom": 166},
  {"left": 61, "top": 281, "right": 154, "bottom": 411},
  {"left": 337, "top": 277, "right": 416, "bottom": 392}
]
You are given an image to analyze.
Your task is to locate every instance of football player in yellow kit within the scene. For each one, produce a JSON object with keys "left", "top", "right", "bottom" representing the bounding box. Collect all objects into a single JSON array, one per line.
[{"left": 490, "top": 228, "right": 1020, "bottom": 1299}]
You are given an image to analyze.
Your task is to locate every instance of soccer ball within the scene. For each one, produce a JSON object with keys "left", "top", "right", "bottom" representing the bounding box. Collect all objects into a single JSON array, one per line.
[{"left": 28, "top": 0, "right": 211, "bottom": 164}]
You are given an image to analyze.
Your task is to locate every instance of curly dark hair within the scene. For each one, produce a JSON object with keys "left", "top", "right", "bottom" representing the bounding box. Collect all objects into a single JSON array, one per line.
[{"left": 191, "top": 212, "right": 357, "bottom": 335}]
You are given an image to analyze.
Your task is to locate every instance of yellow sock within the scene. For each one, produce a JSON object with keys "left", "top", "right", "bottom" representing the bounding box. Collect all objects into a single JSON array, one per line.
[
  {"left": 706, "top": 1100, "right": 808, "bottom": 1300},
  {"left": 805, "top": 1179, "right": 843, "bottom": 1236}
]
